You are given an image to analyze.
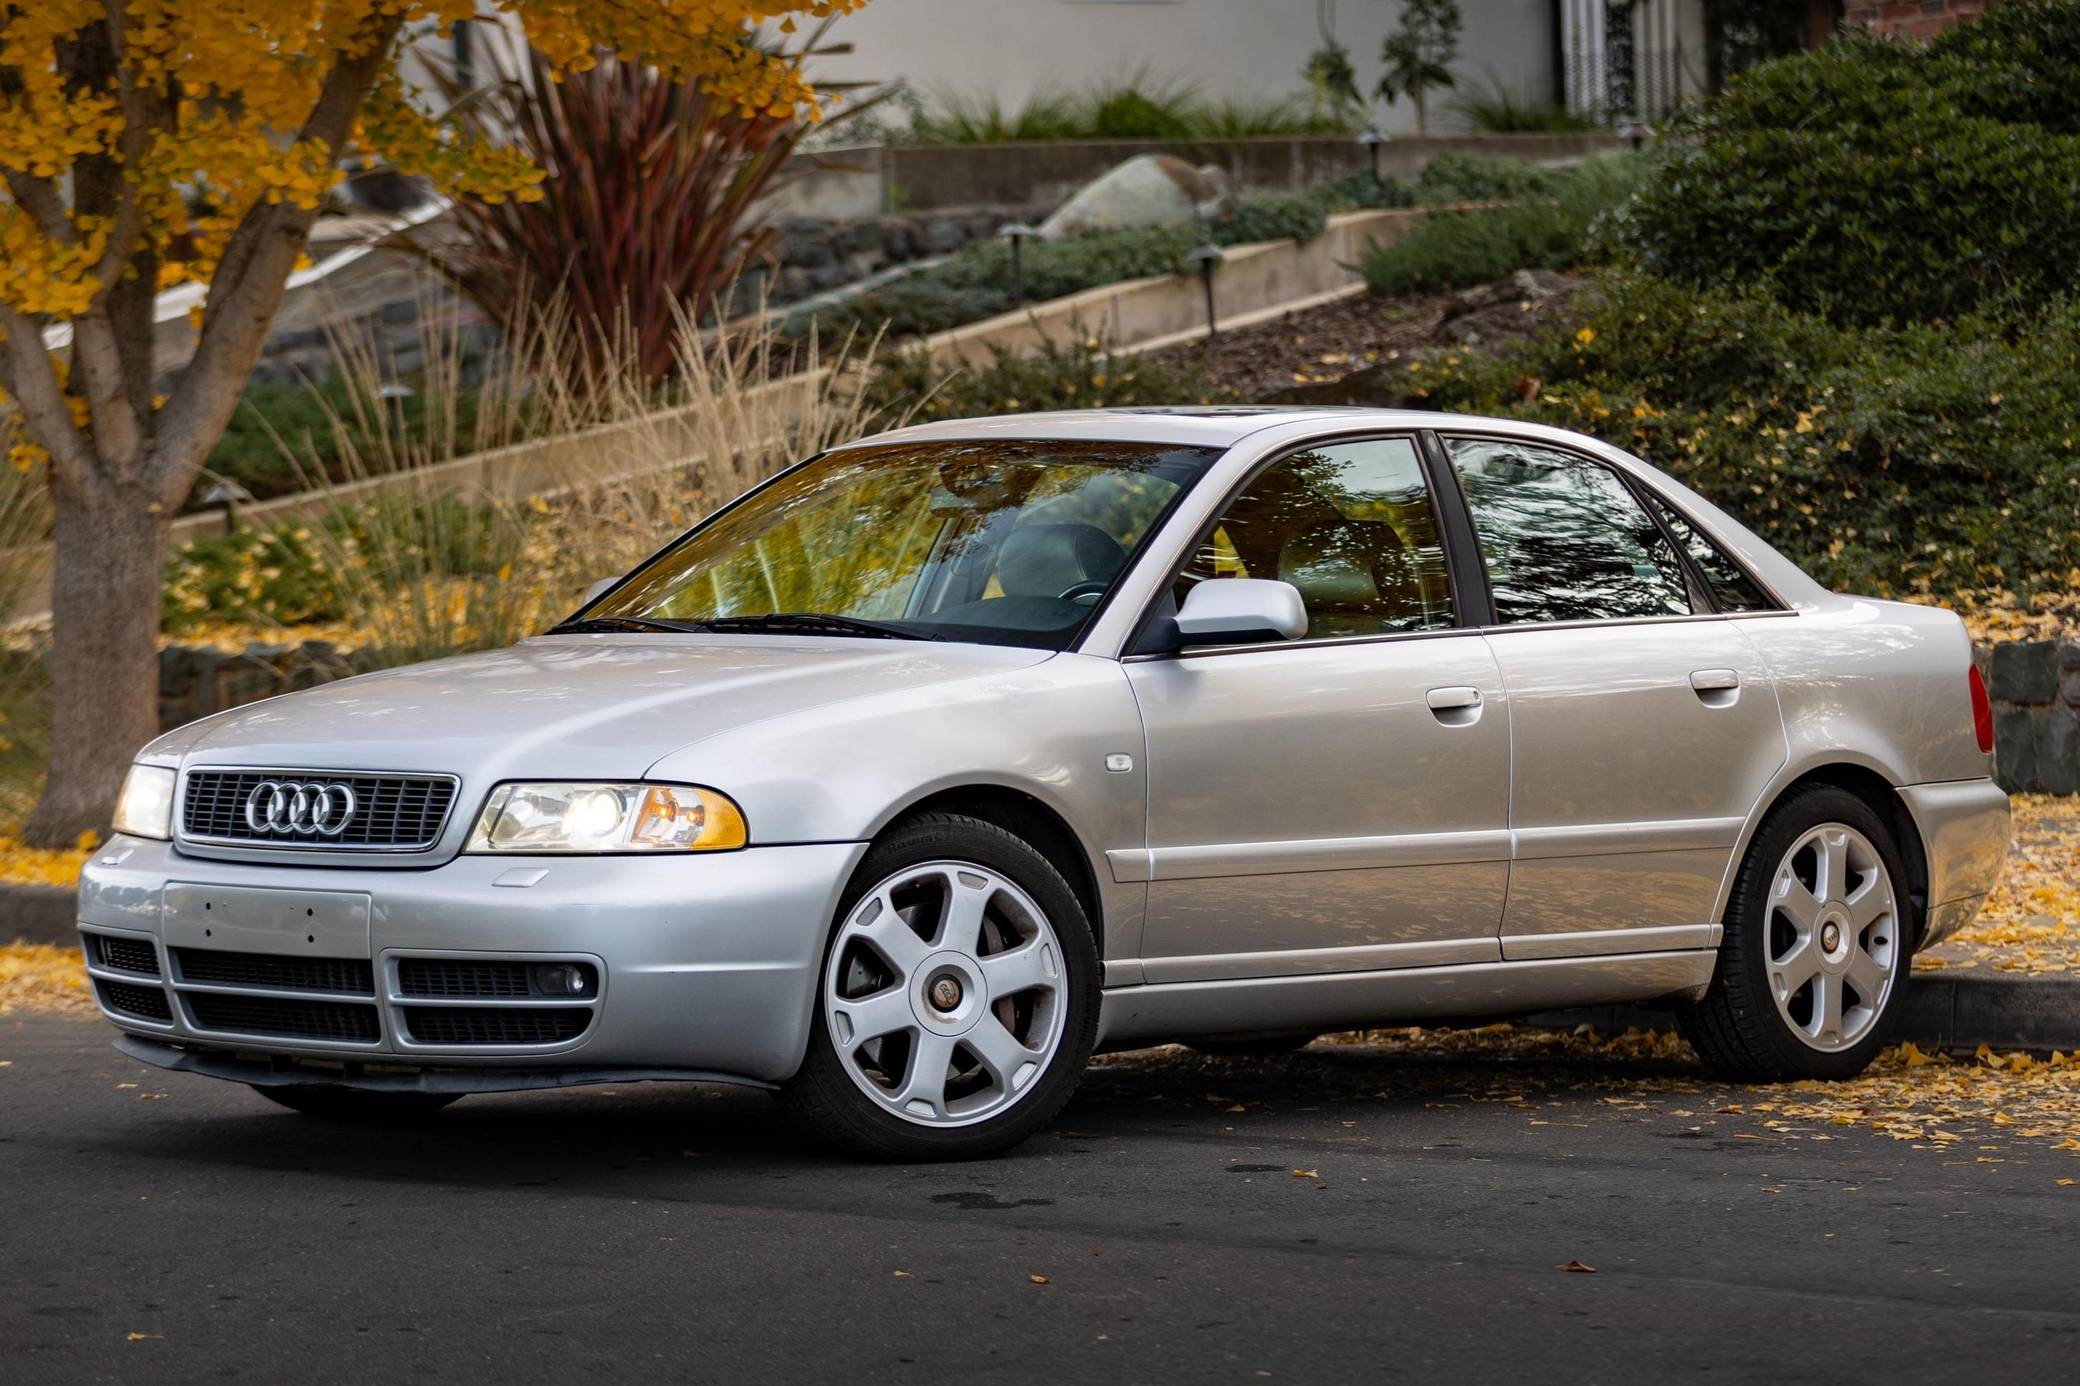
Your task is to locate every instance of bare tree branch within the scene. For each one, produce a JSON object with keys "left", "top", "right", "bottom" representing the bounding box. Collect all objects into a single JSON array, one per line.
[
  {"left": 152, "top": 24, "right": 403, "bottom": 498},
  {"left": 0, "top": 304, "right": 98, "bottom": 486}
]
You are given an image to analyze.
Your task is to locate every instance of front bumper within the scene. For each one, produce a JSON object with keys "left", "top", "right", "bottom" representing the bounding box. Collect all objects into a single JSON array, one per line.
[{"left": 79, "top": 835, "right": 868, "bottom": 1088}]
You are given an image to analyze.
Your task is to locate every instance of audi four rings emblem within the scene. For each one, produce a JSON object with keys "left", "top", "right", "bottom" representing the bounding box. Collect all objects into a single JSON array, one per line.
[{"left": 244, "top": 780, "right": 357, "bottom": 836}]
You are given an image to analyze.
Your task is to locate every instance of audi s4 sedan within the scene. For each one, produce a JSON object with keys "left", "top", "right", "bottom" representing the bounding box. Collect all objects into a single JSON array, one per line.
[{"left": 80, "top": 408, "right": 2011, "bottom": 1159}]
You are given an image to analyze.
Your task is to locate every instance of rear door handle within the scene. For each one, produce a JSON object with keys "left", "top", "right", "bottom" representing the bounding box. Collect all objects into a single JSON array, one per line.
[
  {"left": 1426, "top": 686, "right": 1484, "bottom": 725},
  {"left": 1689, "top": 669, "right": 1740, "bottom": 692}
]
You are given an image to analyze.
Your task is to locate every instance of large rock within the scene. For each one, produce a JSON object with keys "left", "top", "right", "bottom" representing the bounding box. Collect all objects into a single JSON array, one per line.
[{"left": 1038, "top": 155, "right": 1233, "bottom": 240}]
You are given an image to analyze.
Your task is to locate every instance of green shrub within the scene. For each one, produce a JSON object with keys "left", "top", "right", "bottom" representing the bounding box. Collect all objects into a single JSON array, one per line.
[
  {"left": 1360, "top": 153, "right": 1644, "bottom": 295},
  {"left": 1305, "top": 171, "right": 1416, "bottom": 212},
  {"left": 797, "top": 188, "right": 1349, "bottom": 340},
  {"left": 200, "top": 374, "right": 489, "bottom": 507},
  {"left": 163, "top": 495, "right": 520, "bottom": 635},
  {"left": 859, "top": 331, "right": 1230, "bottom": 425},
  {"left": 1413, "top": 151, "right": 1572, "bottom": 203},
  {"left": 1377, "top": 274, "right": 2080, "bottom": 603},
  {"left": 1216, "top": 193, "right": 1329, "bottom": 247},
  {"left": 1451, "top": 78, "right": 1606, "bottom": 134},
  {"left": 1617, "top": 14, "right": 2080, "bottom": 325}
]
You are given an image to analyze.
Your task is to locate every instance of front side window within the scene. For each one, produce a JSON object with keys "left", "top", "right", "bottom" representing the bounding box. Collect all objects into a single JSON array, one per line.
[
  {"left": 1173, "top": 436, "right": 1455, "bottom": 639},
  {"left": 584, "top": 440, "right": 1221, "bottom": 650},
  {"left": 1446, "top": 437, "right": 1693, "bottom": 625}
]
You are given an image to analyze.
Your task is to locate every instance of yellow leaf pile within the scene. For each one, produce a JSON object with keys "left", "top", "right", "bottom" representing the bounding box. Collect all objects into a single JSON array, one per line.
[
  {"left": 0, "top": 941, "right": 92, "bottom": 1015},
  {"left": 1920, "top": 794, "right": 2080, "bottom": 976}
]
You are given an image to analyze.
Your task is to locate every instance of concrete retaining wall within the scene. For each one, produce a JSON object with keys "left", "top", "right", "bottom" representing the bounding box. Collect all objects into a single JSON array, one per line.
[{"left": 765, "top": 132, "right": 1632, "bottom": 220}]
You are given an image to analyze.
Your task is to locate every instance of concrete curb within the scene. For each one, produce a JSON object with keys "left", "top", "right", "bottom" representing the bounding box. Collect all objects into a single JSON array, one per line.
[
  {"left": 9, "top": 880, "right": 2076, "bottom": 1051},
  {"left": 1530, "top": 969, "right": 2080, "bottom": 1055},
  {"left": 2, "top": 883, "right": 77, "bottom": 950}
]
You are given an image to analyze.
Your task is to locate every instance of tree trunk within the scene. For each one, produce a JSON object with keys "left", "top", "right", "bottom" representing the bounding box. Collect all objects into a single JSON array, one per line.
[
  {"left": 22, "top": 474, "right": 169, "bottom": 847},
  {"left": 1414, "top": 87, "right": 1429, "bottom": 134}
]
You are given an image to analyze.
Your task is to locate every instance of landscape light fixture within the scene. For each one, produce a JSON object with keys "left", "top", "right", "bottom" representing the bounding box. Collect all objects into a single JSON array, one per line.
[
  {"left": 1186, "top": 243, "right": 1223, "bottom": 339},
  {"left": 1356, "top": 127, "right": 1388, "bottom": 189},
  {"left": 199, "top": 478, "right": 255, "bottom": 536},
  {"left": 1621, "top": 121, "right": 1649, "bottom": 152},
  {"left": 998, "top": 222, "right": 1038, "bottom": 306}
]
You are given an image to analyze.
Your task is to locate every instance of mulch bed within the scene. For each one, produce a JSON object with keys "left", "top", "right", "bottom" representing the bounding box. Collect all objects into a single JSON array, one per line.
[{"left": 1153, "top": 270, "right": 1594, "bottom": 404}]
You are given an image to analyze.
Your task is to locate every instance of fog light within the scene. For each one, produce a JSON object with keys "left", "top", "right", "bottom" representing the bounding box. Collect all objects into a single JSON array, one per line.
[{"left": 534, "top": 963, "right": 591, "bottom": 996}]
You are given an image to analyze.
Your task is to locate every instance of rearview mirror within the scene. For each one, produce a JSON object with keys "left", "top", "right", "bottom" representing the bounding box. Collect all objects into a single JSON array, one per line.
[
  {"left": 581, "top": 577, "right": 618, "bottom": 606},
  {"left": 1172, "top": 578, "right": 1308, "bottom": 647}
]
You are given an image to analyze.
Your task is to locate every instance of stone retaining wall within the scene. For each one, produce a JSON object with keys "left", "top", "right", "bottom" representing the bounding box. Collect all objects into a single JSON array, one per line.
[
  {"left": 156, "top": 641, "right": 365, "bottom": 734},
  {"left": 1979, "top": 639, "right": 2080, "bottom": 794}
]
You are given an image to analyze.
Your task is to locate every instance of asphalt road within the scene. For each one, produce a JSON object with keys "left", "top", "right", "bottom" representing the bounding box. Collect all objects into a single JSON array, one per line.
[{"left": 4, "top": 1011, "right": 2076, "bottom": 1385}]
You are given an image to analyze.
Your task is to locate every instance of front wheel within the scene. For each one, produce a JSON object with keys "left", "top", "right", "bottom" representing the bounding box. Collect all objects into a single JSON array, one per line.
[
  {"left": 1680, "top": 785, "right": 1913, "bottom": 1082},
  {"left": 779, "top": 813, "right": 1100, "bottom": 1160},
  {"left": 252, "top": 1086, "right": 461, "bottom": 1122}
]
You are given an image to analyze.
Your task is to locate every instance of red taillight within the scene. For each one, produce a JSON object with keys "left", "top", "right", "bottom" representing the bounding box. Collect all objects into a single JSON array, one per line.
[{"left": 1968, "top": 664, "right": 1995, "bottom": 755}]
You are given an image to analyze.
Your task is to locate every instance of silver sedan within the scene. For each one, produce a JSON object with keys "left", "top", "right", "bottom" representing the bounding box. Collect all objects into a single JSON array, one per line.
[{"left": 81, "top": 408, "right": 2011, "bottom": 1159}]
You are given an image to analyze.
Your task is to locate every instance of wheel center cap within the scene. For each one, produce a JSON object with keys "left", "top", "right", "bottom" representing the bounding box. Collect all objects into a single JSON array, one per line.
[
  {"left": 1819, "top": 915, "right": 1846, "bottom": 957},
  {"left": 930, "top": 976, "right": 963, "bottom": 1012}
]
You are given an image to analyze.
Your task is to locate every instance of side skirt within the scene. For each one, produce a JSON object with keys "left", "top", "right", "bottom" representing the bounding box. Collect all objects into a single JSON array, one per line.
[{"left": 1094, "top": 949, "right": 1715, "bottom": 1050}]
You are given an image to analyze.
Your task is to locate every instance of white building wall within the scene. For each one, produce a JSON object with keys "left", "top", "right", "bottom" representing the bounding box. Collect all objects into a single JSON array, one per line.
[{"left": 804, "top": 0, "right": 1564, "bottom": 134}]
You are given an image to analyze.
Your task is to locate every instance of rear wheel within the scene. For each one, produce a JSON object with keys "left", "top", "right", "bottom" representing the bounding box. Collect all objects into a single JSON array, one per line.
[
  {"left": 1680, "top": 785, "right": 1912, "bottom": 1082},
  {"left": 779, "top": 813, "right": 1100, "bottom": 1160},
  {"left": 251, "top": 1086, "right": 461, "bottom": 1122}
]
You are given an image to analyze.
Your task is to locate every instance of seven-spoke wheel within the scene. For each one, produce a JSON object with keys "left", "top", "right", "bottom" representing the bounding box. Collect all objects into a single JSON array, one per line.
[
  {"left": 1763, "top": 823, "right": 1900, "bottom": 1052},
  {"left": 781, "top": 813, "right": 1098, "bottom": 1159},
  {"left": 1681, "top": 785, "right": 1913, "bottom": 1082},
  {"left": 824, "top": 860, "right": 1068, "bottom": 1126}
]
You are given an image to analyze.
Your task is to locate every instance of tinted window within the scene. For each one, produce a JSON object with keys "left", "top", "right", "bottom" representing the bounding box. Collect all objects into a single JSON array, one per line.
[
  {"left": 591, "top": 440, "right": 1221, "bottom": 650},
  {"left": 1174, "top": 437, "right": 1454, "bottom": 638},
  {"left": 1640, "top": 490, "right": 1775, "bottom": 612},
  {"left": 1446, "top": 437, "right": 1692, "bottom": 624}
]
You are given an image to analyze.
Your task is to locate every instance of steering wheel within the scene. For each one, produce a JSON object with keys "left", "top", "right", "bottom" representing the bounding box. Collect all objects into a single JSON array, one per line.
[{"left": 1057, "top": 580, "right": 1110, "bottom": 603}]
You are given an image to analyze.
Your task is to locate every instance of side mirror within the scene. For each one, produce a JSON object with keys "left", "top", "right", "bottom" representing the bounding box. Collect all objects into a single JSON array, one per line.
[
  {"left": 1172, "top": 578, "right": 1308, "bottom": 647},
  {"left": 581, "top": 577, "right": 618, "bottom": 606}
]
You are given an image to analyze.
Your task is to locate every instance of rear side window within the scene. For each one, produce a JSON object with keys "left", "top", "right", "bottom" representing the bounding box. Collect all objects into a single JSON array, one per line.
[
  {"left": 1639, "top": 490, "right": 1775, "bottom": 612},
  {"left": 1445, "top": 437, "right": 1692, "bottom": 625}
]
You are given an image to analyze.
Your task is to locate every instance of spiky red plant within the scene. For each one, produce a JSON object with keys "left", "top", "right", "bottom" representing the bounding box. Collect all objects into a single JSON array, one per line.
[{"left": 414, "top": 29, "right": 870, "bottom": 385}]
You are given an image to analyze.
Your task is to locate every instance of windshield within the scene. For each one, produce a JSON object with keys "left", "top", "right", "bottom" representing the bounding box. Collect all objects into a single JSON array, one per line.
[{"left": 577, "top": 439, "right": 1224, "bottom": 650}]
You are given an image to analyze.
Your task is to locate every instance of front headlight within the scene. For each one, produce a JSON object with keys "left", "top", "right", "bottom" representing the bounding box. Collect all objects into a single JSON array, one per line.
[
  {"left": 465, "top": 782, "right": 747, "bottom": 854},
  {"left": 112, "top": 764, "right": 177, "bottom": 841}
]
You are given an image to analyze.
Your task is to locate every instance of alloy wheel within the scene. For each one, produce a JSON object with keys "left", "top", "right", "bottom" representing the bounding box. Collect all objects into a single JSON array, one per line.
[
  {"left": 822, "top": 860, "right": 1068, "bottom": 1127},
  {"left": 1765, "top": 822, "right": 1901, "bottom": 1052}
]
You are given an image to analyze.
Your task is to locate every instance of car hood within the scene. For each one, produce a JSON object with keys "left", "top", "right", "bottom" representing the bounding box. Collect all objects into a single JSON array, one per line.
[{"left": 145, "top": 634, "right": 1056, "bottom": 781}]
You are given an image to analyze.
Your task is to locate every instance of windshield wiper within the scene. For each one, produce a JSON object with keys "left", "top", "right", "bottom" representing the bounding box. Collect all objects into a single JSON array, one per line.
[
  {"left": 690, "top": 612, "right": 940, "bottom": 641},
  {"left": 546, "top": 615, "right": 709, "bottom": 635}
]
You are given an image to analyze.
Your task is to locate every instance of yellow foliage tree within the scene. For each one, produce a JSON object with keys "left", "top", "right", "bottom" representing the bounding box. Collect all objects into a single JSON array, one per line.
[{"left": 0, "top": 1, "right": 862, "bottom": 845}]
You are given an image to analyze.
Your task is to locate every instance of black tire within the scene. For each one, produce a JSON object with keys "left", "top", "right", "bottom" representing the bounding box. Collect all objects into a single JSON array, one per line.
[
  {"left": 1185, "top": 1033, "right": 1317, "bottom": 1057},
  {"left": 1678, "top": 784, "right": 1915, "bottom": 1082},
  {"left": 778, "top": 812, "right": 1101, "bottom": 1161},
  {"left": 252, "top": 1086, "right": 462, "bottom": 1122}
]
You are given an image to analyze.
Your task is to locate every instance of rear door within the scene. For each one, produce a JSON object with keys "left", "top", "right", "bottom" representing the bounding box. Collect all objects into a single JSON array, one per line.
[{"left": 1438, "top": 433, "right": 1787, "bottom": 960}]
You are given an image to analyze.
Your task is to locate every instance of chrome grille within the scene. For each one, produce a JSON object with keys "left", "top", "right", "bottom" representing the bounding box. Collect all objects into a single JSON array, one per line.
[
  {"left": 181, "top": 769, "right": 457, "bottom": 850},
  {"left": 174, "top": 948, "right": 374, "bottom": 995}
]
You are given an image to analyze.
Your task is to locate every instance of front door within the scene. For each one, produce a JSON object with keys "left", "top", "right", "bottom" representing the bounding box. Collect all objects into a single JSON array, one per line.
[
  {"left": 1441, "top": 434, "right": 1788, "bottom": 959},
  {"left": 1127, "top": 436, "right": 1512, "bottom": 982}
]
